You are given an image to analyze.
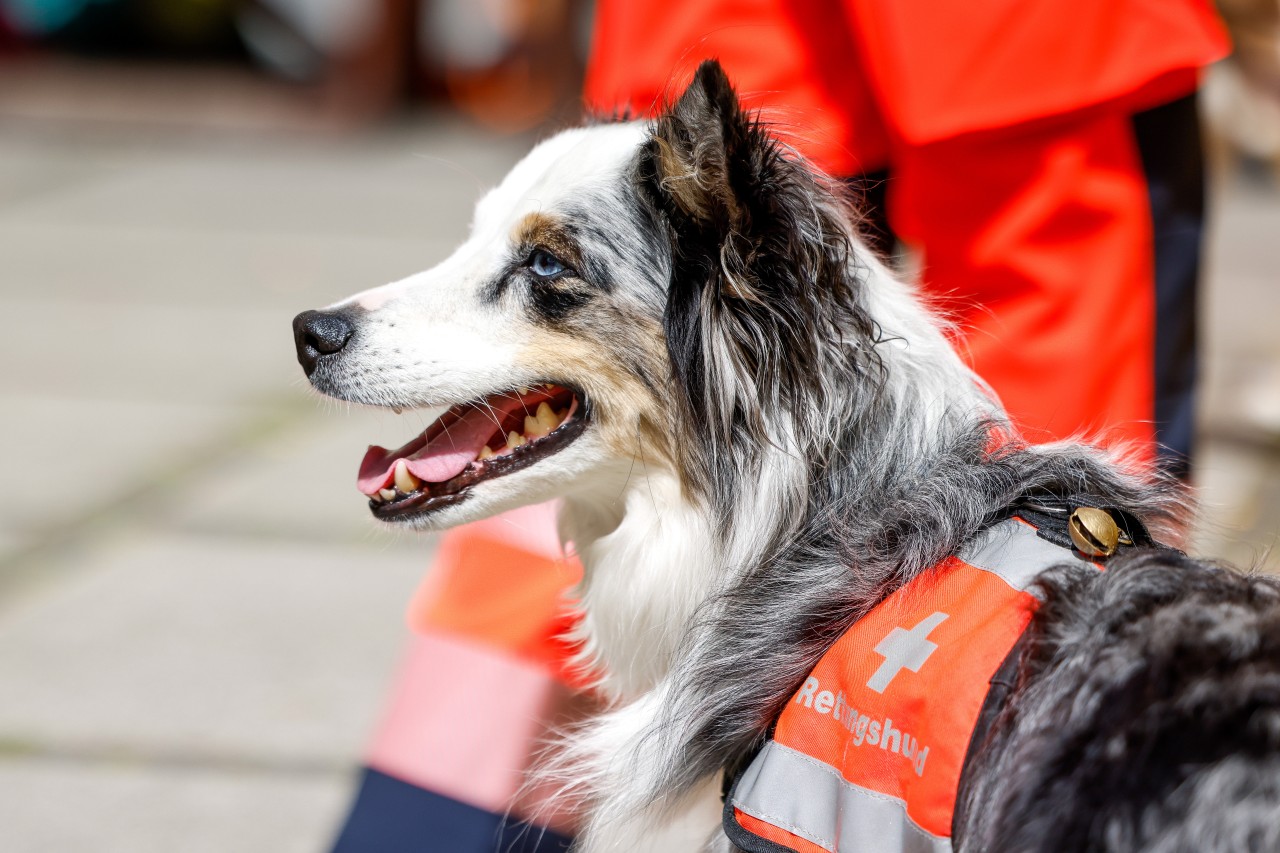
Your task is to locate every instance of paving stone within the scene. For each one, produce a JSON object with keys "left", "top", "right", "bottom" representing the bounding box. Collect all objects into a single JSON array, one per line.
[
  {"left": 1191, "top": 438, "right": 1280, "bottom": 574},
  {"left": 0, "top": 223, "right": 452, "bottom": 311},
  {"left": 0, "top": 532, "right": 429, "bottom": 764},
  {"left": 0, "top": 531, "right": 22, "bottom": 562},
  {"left": 0, "top": 148, "right": 110, "bottom": 212},
  {"left": 0, "top": 758, "right": 351, "bottom": 853},
  {"left": 1208, "top": 180, "right": 1280, "bottom": 288},
  {"left": 0, "top": 299, "right": 297, "bottom": 406},
  {"left": 1204, "top": 183, "right": 1280, "bottom": 361},
  {"left": 1204, "top": 269, "right": 1277, "bottom": 366},
  {"left": 0, "top": 133, "right": 522, "bottom": 243},
  {"left": 0, "top": 394, "right": 259, "bottom": 533}
]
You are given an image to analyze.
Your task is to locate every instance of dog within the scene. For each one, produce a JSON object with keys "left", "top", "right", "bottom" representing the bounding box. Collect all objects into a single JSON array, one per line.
[{"left": 293, "top": 61, "right": 1280, "bottom": 852}]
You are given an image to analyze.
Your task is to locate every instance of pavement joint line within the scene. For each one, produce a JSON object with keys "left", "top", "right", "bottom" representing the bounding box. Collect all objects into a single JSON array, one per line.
[
  {"left": 0, "top": 396, "right": 319, "bottom": 606},
  {"left": 1200, "top": 425, "right": 1280, "bottom": 455},
  {"left": 1, "top": 212, "right": 452, "bottom": 245},
  {"left": 0, "top": 737, "right": 353, "bottom": 779},
  {"left": 0, "top": 215, "right": 439, "bottom": 250},
  {"left": 159, "top": 520, "right": 430, "bottom": 553}
]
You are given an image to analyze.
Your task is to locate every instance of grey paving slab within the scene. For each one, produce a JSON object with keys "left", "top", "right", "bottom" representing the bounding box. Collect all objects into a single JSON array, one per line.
[
  {"left": 153, "top": 405, "right": 444, "bottom": 546},
  {"left": 1207, "top": 181, "right": 1280, "bottom": 285},
  {"left": 0, "top": 394, "right": 259, "bottom": 533},
  {"left": 0, "top": 134, "right": 522, "bottom": 243},
  {"left": 0, "top": 758, "right": 351, "bottom": 853},
  {"left": 1201, "top": 349, "right": 1280, "bottom": 442},
  {"left": 1203, "top": 269, "right": 1279, "bottom": 366},
  {"left": 0, "top": 222, "right": 450, "bottom": 310},
  {"left": 0, "top": 531, "right": 22, "bottom": 562},
  {"left": 1191, "top": 437, "right": 1280, "bottom": 573},
  {"left": 1233, "top": 360, "right": 1280, "bottom": 437},
  {"left": 0, "top": 105, "right": 530, "bottom": 173},
  {"left": 0, "top": 298, "right": 297, "bottom": 405},
  {"left": 0, "top": 150, "right": 110, "bottom": 213},
  {"left": 1203, "top": 183, "right": 1280, "bottom": 361},
  {"left": 0, "top": 531, "right": 430, "bottom": 764}
]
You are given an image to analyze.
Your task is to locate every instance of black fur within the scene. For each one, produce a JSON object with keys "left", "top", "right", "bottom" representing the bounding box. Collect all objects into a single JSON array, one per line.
[
  {"left": 529, "top": 276, "right": 597, "bottom": 323},
  {"left": 636, "top": 61, "right": 882, "bottom": 521},
  {"left": 956, "top": 551, "right": 1280, "bottom": 852}
]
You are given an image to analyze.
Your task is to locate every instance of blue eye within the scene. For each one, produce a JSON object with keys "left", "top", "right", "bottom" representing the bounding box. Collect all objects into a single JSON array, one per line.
[{"left": 529, "top": 249, "right": 567, "bottom": 278}]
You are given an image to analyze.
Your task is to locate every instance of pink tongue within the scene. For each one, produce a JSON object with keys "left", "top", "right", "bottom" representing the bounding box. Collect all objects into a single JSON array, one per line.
[{"left": 358, "top": 399, "right": 524, "bottom": 496}]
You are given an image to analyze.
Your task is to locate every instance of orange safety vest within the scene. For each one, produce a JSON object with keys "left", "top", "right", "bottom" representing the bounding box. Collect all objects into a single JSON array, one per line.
[{"left": 725, "top": 517, "right": 1099, "bottom": 853}]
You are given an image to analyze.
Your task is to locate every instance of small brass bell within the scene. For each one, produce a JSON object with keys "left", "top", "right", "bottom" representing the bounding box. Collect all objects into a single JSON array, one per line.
[{"left": 1068, "top": 507, "right": 1121, "bottom": 557}]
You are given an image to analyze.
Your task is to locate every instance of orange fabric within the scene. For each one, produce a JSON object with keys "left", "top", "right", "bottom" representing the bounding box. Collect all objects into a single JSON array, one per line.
[
  {"left": 585, "top": 0, "right": 1227, "bottom": 162},
  {"left": 364, "top": 632, "right": 582, "bottom": 834},
  {"left": 735, "top": 809, "right": 828, "bottom": 853},
  {"left": 585, "top": 0, "right": 890, "bottom": 176},
  {"left": 897, "top": 108, "right": 1158, "bottom": 457},
  {"left": 408, "top": 525, "right": 586, "bottom": 687},
  {"left": 770, "top": 557, "right": 1036, "bottom": 837},
  {"left": 843, "top": 0, "right": 1227, "bottom": 145}
]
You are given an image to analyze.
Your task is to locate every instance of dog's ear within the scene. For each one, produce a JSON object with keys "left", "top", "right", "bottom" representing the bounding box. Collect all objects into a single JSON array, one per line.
[
  {"left": 640, "top": 60, "right": 877, "bottom": 504},
  {"left": 643, "top": 61, "right": 762, "bottom": 247}
]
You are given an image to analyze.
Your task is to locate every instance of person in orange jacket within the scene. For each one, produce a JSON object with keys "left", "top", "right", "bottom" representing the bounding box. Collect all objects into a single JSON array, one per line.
[
  {"left": 588, "top": 0, "right": 1227, "bottom": 473},
  {"left": 330, "top": 2, "right": 1227, "bottom": 850}
]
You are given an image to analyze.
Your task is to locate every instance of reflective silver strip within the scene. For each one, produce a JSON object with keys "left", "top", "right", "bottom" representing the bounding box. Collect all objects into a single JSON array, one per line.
[
  {"left": 732, "top": 740, "right": 951, "bottom": 853},
  {"left": 955, "top": 518, "right": 1081, "bottom": 593}
]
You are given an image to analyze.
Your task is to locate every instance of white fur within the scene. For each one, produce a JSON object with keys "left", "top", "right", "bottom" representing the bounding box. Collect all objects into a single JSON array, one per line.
[{"left": 564, "top": 470, "right": 721, "bottom": 701}]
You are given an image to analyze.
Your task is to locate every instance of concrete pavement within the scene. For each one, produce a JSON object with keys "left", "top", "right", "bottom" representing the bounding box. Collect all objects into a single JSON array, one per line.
[{"left": 0, "top": 113, "right": 529, "bottom": 852}]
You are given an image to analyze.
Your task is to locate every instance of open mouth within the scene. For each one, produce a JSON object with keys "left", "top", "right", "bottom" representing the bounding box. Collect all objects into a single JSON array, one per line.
[{"left": 357, "top": 383, "right": 588, "bottom": 520}]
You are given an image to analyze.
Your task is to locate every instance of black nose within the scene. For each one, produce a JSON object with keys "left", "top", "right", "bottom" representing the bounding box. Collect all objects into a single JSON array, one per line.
[{"left": 293, "top": 309, "right": 355, "bottom": 375}]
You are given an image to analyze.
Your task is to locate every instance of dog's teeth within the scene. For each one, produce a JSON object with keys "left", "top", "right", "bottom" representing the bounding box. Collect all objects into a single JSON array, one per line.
[
  {"left": 478, "top": 445, "right": 494, "bottom": 461},
  {"left": 393, "top": 459, "right": 421, "bottom": 492},
  {"left": 524, "top": 406, "right": 557, "bottom": 439},
  {"left": 507, "top": 431, "right": 526, "bottom": 449},
  {"left": 517, "top": 386, "right": 530, "bottom": 395},
  {"left": 379, "top": 488, "right": 396, "bottom": 501},
  {"left": 536, "top": 401, "right": 560, "bottom": 433},
  {"left": 521, "top": 403, "right": 559, "bottom": 439}
]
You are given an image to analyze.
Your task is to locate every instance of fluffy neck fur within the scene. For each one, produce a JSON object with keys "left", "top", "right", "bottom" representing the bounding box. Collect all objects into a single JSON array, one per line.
[
  {"left": 560, "top": 249, "right": 989, "bottom": 702},
  {"left": 562, "top": 468, "right": 719, "bottom": 700}
]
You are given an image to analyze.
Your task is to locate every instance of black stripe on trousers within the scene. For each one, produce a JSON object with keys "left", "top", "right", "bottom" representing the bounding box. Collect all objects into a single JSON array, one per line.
[{"left": 1132, "top": 93, "right": 1205, "bottom": 480}]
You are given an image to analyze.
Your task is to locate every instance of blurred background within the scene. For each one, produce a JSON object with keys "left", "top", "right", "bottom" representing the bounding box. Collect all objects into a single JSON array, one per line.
[{"left": 0, "top": 1, "right": 1278, "bottom": 850}]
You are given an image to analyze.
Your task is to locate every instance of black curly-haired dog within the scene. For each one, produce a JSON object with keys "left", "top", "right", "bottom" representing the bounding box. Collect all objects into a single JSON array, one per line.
[
  {"left": 958, "top": 550, "right": 1280, "bottom": 852},
  {"left": 294, "top": 60, "right": 1280, "bottom": 851}
]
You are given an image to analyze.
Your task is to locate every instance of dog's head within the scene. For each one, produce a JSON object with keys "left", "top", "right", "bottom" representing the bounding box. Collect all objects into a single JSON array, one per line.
[{"left": 293, "top": 61, "right": 878, "bottom": 531}]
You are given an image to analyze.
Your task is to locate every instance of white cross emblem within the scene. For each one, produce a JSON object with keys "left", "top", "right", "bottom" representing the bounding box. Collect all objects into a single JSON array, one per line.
[{"left": 865, "top": 611, "right": 949, "bottom": 693}]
